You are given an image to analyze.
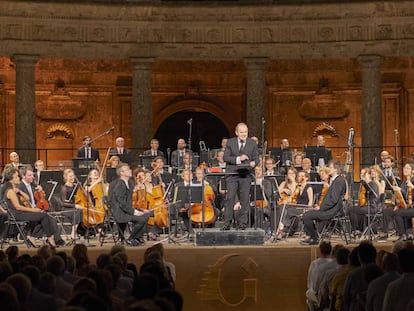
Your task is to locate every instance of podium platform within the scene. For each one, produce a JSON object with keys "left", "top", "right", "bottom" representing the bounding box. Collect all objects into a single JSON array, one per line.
[{"left": 193, "top": 228, "right": 265, "bottom": 246}]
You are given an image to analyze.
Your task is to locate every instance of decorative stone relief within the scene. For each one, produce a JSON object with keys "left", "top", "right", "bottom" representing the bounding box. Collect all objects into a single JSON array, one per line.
[
  {"left": 299, "top": 78, "right": 350, "bottom": 120},
  {"left": 376, "top": 24, "right": 393, "bottom": 40},
  {"left": 312, "top": 123, "right": 337, "bottom": 137},
  {"left": 37, "top": 79, "right": 85, "bottom": 120},
  {"left": 46, "top": 123, "right": 73, "bottom": 139}
]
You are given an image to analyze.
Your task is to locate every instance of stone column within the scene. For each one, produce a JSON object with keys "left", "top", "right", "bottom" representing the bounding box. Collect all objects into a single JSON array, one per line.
[
  {"left": 244, "top": 57, "right": 268, "bottom": 140},
  {"left": 130, "top": 57, "right": 154, "bottom": 157},
  {"left": 358, "top": 55, "right": 383, "bottom": 166},
  {"left": 12, "top": 54, "right": 39, "bottom": 165}
]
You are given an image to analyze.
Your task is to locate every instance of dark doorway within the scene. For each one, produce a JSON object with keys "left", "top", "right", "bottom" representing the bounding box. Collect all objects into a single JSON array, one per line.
[{"left": 154, "top": 111, "right": 229, "bottom": 156}]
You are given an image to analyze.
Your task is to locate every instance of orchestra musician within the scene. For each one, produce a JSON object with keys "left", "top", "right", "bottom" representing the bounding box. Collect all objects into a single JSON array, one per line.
[
  {"left": 349, "top": 166, "right": 385, "bottom": 235},
  {"left": 212, "top": 150, "right": 226, "bottom": 170},
  {"left": 378, "top": 155, "right": 400, "bottom": 241},
  {"left": 60, "top": 168, "right": 83, "bottom": 240},
  {"left": 171, "top": 138, "right": 190, "bottom": 168},
  {"left": 108, "top": 163, "right": 150, "bottom": 246},
  {"left": 151, "top": 156, "right": 173, "bottom": 185},
  {"left": 178, "top": 152, "right": 194, "bottom": 174},
  {"left": 250, "top": 165, "right": 273, "bottom": 229},
  {"left": 264, "top": 157, "right": 278, "bottom": 176},
  {"left": 172, "top": 169, "right": 194, "bottom": 233},
  {"left": 33, "top": 159, "right": 44, "bottom": 185},
  {"left": 315, "top": 135, "right": 332, "bottom": 167},
  {"left": 18, "top": 166, "right": 65, "bottom": 246},
  {"left": 277, "top": 170, "right": 314, "bottom": 239},
  {"left": 301, "top": 161, "right": 346, "bottom": 245},
  {"left": 2, "top": 168, "right": 57, "bottom": 248},
  {"left": 142, "top": 138, "right": 165, "bottom": 159},
  {"left": 77, "top": 136, "right": 100, "bottom": 162},
  {"left": 109, "top": 136, "right": 130, "bottom": 156},
  {"left": 210, "top": 137, "right": 228, "bottom": 162},
  {"left": 393, "top": 163, "right": 414, "bottom": 241},
  {"left": 1, "top": 152, "right": 22, "bottom": 182},
  {"left": 293, "top": 153, "right": 304, "bottom": 171},
  {"left": 222, "top": 123, "right": 259, "bottom": 230},
  {"left": 108, "top": 156, "right": 120, "bottom": 168},
  {"left": 132, "top": 168, "right": 161, "bottom": 241}
]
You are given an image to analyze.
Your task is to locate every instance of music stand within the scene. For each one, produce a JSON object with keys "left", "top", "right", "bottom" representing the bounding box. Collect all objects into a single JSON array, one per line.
[
  {"left": 173, "top": 185, "right": 203, "bottom": 240},
  {"left": 118, "top": 154, "right": 131, "bottom": 165},
  {"left": 105, "top": 168, "right": 117, "bottom": 183},
  {"left": 139, "top": 155, "right": 156, "bottom": 169},
  {"left": 72, "top": 158, "right": 96, "bottom": 169},
  {"left": 39, "top": 170, "right": 64, "bottom": 187},
  {"left": 250, "top": 184, "right": 266, "bottom": 229},
  {"left": 308, "top": 182, "right": 324, "bottom": 205}
]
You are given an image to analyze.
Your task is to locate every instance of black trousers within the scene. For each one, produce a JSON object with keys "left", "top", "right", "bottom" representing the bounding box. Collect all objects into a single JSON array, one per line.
[
  {"left": 394, "top": 208, "right": 414, "bottom": 235},
  {"left": 13, "top": 210, "right": 54, "bottom": 237},
  {"left": 224, "top": 176, "right": 251, "bottom": 227}
]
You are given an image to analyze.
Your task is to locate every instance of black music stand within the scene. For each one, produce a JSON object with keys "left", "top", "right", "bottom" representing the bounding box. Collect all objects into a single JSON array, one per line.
[
  {"left": 139, "top": 155, "right": 156, "bottom": 169},
  {"left": 250, "top": 184, "right": 267, "bottom": 229},
  {"left": 118, "top": 154, "right": 131, "bottom": 165},
  {"left": 173, "top": 185, "right": 203, "bottom": 240},
  {"left": 105, "top": 168, "right": 117, "bottom": 183},
  {"left": 308, "top": 182, "right": 324, "bottom": 205},
  {"left": 72, "top": 158, "right": 96, "bottom": 169}
]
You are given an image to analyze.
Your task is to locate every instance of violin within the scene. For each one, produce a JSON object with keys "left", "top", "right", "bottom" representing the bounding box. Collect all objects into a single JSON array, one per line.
[{"left": 34, "top": 189, "right": 50, "bottom": 210}]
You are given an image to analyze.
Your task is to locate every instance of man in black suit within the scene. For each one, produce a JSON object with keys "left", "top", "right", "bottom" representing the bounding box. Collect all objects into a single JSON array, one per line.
[
  {"left": 171, "top": 138, "right": 190, "bottom": 168},
  {"left": 222, "top": 123, "right": 259, "bottom": 230},
  {"left": 108, "top": 163, "right": 150, "bottom": 246},
  {"left": 77, "top": 136, "right": 100, "bottom": 162},
  {"left": 109, "top": 136, "right": 130, "bottom": 156},
  {"left": 142, "top": 138, "right": 165, "bottom": 158},
  {"left": 301, "top": 160, "right": 347, "bottom": 245}
]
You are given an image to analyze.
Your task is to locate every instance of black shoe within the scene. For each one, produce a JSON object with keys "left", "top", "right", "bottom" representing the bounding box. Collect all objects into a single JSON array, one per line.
[
  {"left": 137, "top": 237, "right": 145, "bottom": 245},
  {"left": 301, "top": 238, "right": 319, "bottom": 246},
  {"left": 125, "top": 239, "right": 138, "bottom": 246},
  {"left": 221, "top": 224, "right": 231, "bottom": 231},
  {"left": 56, "top": 239, "right": 66, "bottom": 247},
  {"left": 237, "top": 224, "right": 247, "bottom": 230}
]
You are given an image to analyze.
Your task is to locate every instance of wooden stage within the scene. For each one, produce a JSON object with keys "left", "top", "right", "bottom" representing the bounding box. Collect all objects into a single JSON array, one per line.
[{"left": 8, "top": 232, "right": 395, "bottom": 311}]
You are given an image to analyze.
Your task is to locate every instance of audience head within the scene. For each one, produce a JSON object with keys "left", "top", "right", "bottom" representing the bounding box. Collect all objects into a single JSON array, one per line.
[
  {"left": 382, "top": 252, "right": 399, "bottom": 273},
  {"left": 6, "top": 273, "right": 32, "bottom": 303},
  {"left": 318, "top": 241, "right": 332, "bottom": 257},
  {"left": 357, "top": 241, "right": 377, "bottom": 265},
  {"left": 336, "top": 247, "right": 350, "bottom": 266},
  {"left": 397, "top": 247, "right": 414, "bottom": 273},
  {"left": 0, "top": 283, "right": 19, "bottom": 311}
]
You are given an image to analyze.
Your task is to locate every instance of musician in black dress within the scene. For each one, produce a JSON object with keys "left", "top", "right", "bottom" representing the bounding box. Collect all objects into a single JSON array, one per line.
[
  {"left": 2, "top": 168, "right": 56, "bottom": 247},
  {"left": 60, "top": 168, "right": 83, "bottom": 240}
]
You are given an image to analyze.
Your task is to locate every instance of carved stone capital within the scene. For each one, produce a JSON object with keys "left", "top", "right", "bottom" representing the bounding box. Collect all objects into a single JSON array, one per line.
[
  {"left": 130, "top": 57, "right": 155, "bottom": 71},
  {"left": 11, "top": 54, "right": 39, "bottom": 68},
  {"left": 244, "top": 57, "right": 268, "bottom": 71},
  {"left": 357, "top": 54, "right": 384, "bottom": 69}
]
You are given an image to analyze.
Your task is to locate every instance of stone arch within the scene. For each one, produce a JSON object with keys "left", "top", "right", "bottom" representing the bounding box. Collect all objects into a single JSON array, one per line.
[{"left": 154, "top": 95, "right": 231, "bottom": 134}]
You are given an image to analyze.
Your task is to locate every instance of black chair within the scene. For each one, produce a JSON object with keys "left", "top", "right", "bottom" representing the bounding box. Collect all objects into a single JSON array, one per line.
[
  {"left": 319, "top": 207, "right": 352, "bottom": 244},
  {"left": 0, "top": 200, "right": 31, "bottom": 248}
]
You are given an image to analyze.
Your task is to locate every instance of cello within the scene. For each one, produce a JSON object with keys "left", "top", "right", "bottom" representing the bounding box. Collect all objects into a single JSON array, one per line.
[{"left": 190, "top": 164, "right": 216, "bottom": 225}]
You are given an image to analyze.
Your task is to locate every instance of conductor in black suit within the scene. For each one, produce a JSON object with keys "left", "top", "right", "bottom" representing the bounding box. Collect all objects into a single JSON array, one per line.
[
  {"left": 222, "top": 123, "right": 259, "bottom": 230},
  {"left": 77, "top": 136, "right": 100, "bottom": 162},
  {"left": 301, "top": 160, "right": 346, "bottom": 245}
]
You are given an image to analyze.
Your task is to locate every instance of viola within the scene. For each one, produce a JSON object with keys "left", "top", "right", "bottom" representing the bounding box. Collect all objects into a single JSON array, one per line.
[
  {"left": 34, "top": 190, "right": 50, "bottom": 210},
  {"left": 358, "top": 184, "right": 367, "bottom": 207},
  {"left": 319, "top": 183, "right": 329, "bottom": 206}
]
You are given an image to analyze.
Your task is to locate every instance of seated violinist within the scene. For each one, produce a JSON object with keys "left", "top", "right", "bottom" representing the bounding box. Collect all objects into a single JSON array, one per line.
[
  {"left": 2, "top": 168, "right": 57, "bottom": 248},
  {"left": 277, "top": 170, "right": 314, "bottom": 239},
  {"left": 60, "top": 168, "right": 83, "bottom": 240},
  {"left": 18, "top": 166, "right": 65, "bottom": 246},
  {"left": 393, "top": 163, "right": 414, "bottom": 241}
]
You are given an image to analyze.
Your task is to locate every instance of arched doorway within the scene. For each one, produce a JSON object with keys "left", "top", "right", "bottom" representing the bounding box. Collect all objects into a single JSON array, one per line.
[{"left": 154, "top": 111, "right": 230, "bottom": 155}]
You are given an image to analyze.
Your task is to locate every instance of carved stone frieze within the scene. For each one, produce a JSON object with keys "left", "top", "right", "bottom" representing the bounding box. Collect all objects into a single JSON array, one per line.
[
  {"left": 0, "top": 1, "right": 413, "bottom": 59},
  {"left": 37, "top": 89, "right": 85, "bottom": 120}
]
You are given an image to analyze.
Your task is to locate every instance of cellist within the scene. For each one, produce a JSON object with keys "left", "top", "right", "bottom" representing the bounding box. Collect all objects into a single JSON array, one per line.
[
  {"left": 249, "top": 165, "right": 273, "bottom": 230},
  {"left": 393, "top": 163, "right": 414, "bottom": 241}
]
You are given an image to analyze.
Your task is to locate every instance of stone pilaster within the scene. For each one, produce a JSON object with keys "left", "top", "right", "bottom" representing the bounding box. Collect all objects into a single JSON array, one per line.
[
  {"left": 130, "top": 57, "right": 154, "bottom": 155},
  {"left": 244, "top": 57, "right": 268, "bottom": 141},
  {"left": 12, "top": 54, "right": 39, "bottom": 165},
  {"left": 358, "top": 55, "right": 383, "bottom": 166}
]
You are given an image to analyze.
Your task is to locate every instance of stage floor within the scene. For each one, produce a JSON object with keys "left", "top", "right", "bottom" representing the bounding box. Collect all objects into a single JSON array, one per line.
[{"left": 5, "top": 231, "right": 396, "bottom": 311}]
